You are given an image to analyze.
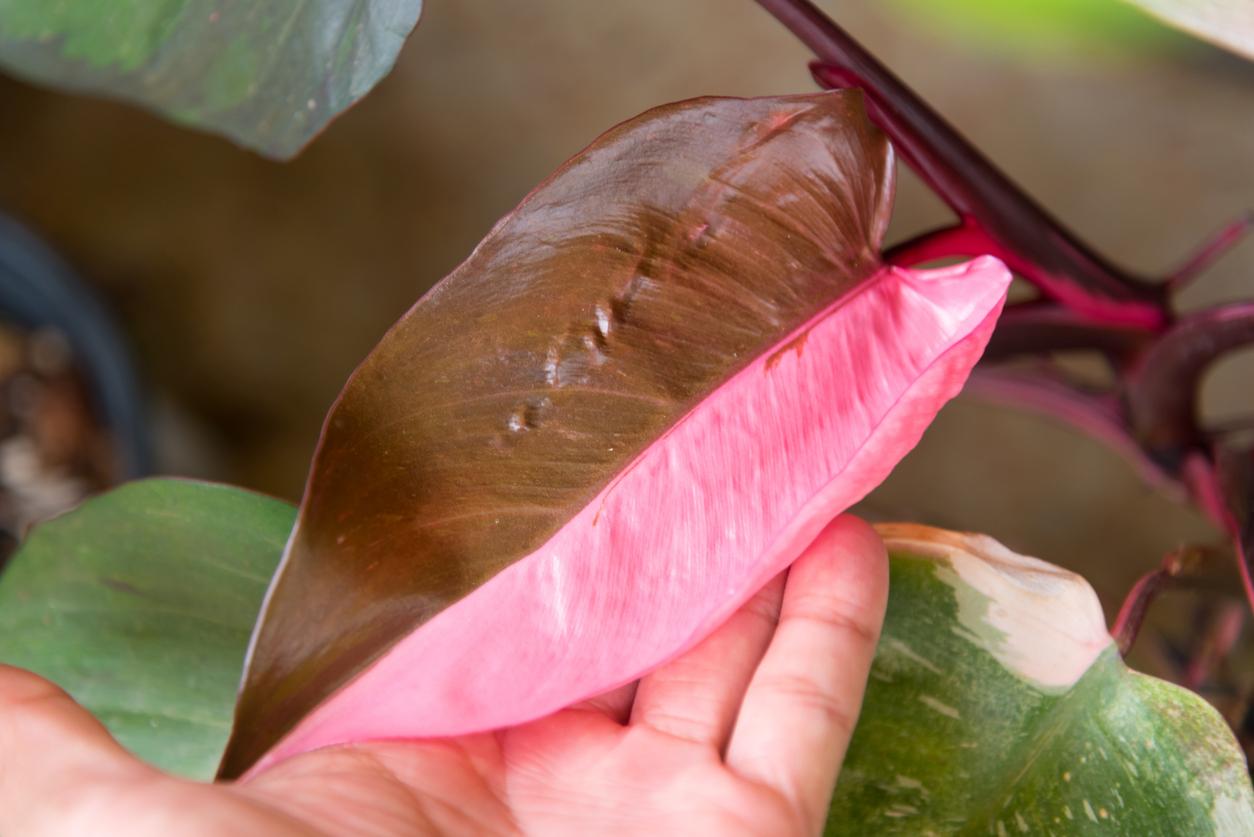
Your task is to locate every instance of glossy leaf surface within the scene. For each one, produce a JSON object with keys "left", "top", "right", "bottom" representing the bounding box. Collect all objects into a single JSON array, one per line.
[
  {"left": 224, "top": 91, "right": 1011, "bottom": 776},
  {"left": 828, "top": 525, "right": 1254, "bottom": 834},
  {"left": 0, "top": 1, "right": 423, "bottom": 158},
  {"left": 1123, "top": 0, "right": 1254, "bottom": 58},
  {"left": 0, "top": 479, "right": 294, "bottom": 779}
]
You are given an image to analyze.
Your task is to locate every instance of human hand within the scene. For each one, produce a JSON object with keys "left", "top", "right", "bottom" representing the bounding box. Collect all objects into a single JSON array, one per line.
[{"left": 0, "top": 515, "right": 887, "bottom": 836}]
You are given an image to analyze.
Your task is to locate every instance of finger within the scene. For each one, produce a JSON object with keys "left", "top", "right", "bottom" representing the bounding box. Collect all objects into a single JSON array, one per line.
[
  {"left": 570, "top": 681, "right": 638, "bottom": 723},
  {"left": 0, "top": 665, "right": 153, "bottom": 833},
  {"left": 629, "top": 570, "right": 786, "bottom": 749},
  {"left": 726, "top": 516, "right": 888, "bottom": 833}
]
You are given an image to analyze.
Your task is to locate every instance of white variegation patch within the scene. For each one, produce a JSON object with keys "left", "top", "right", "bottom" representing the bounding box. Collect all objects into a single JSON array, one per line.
[{"left": 876, "top": 524, "right": 1111, "bottom": 689}]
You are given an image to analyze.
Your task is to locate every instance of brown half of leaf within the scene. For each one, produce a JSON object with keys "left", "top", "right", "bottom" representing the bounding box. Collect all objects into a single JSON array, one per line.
[{"left": 221, "top": 90, "right": 893, "bottom": 777}]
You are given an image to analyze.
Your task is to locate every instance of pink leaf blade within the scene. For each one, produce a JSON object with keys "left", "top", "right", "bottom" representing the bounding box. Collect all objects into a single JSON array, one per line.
[
  {"left": 247, "top": 256, "right": 1010, "bottom": 775},
  {"left": 221, "top": 91, "right": 899, "bottom": 778}
]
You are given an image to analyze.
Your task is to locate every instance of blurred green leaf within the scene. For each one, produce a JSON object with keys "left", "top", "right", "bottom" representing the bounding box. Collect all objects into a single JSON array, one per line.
[
  {"left": 887, "top": 0, "right": 1171, "bottom": 55},
  {"left": 0, "top": 479, "right": 294, "bottom": 779},
  {"left": 0, "top": 1, "right": 423, "bottom": 158},
  {"left": 829, "top": 525, "right": 1254, "bottom": 834}
]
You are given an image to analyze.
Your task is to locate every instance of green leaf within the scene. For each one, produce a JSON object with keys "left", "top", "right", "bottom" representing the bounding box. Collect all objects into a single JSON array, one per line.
[
  {"left": 829, "top": 525, "right": 1254, "bottom": 834},
  {"left": 0, "top": 1, "right": 423, "bottom": 158},
  {"left": 1121, "top": 0, "right": 1254, "bottom": 59},
  {"left": 0, "top": 479, "right": 294, "bottom": 779}
]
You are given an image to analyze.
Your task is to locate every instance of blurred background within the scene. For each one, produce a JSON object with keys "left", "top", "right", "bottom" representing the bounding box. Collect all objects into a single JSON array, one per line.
[{"left": 0, "top": 0, "right": 1250, "bottom": 737}]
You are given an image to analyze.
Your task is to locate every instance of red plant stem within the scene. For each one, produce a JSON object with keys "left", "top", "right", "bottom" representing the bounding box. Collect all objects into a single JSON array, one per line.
[
  {"left": 1183, "top": 602, "right": 1246, "bottom": 691},
  {"left": 1237, "top": 539, "right": 1254, "bottom": 629},
  {"left": 1183, "top": 454, "right": 1254, "bottom": 615},
  {"left": 965, "top": 366, "right": 1181, "bottom": 497},
  {"left": 979, "top": 301, "right": 1151, "bottom": 362},
  {"left": 1126, "top": 303, "right": 1254, "bottom": 468},
  {"left": 885, "top": 219, "right": 989, "bottom": 266},
  {"left": 1112, "top": 549, "right": 1191, "bottom": 656},
  {"left": 1167, "top": 211, "right": 1254, "bottom": 292},
  {"left": 752, "top": 0, "right": 1168, "bottom": 328},
  {"left": 753, "top": 0, "right": 1254, "bottom": 623}
]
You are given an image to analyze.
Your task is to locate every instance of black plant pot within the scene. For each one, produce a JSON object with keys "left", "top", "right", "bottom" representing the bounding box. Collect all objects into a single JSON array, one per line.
[{"left": 0, "top": 214, "right": 150, "bottom": 480}]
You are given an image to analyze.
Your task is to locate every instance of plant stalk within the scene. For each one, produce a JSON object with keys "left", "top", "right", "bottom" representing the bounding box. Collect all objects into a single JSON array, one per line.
[{"left": 752, "top": 0, "right": 1167, "bottom": 327}]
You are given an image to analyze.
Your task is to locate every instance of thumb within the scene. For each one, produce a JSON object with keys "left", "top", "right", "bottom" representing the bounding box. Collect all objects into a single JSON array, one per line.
[{"left": 0, "top": 664, "right": 152, "bottom": 833}]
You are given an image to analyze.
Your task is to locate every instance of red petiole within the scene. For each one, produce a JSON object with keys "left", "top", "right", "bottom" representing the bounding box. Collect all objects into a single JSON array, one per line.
[{"left": 755, "top": 0, "right": 1254, "bottom": 637}]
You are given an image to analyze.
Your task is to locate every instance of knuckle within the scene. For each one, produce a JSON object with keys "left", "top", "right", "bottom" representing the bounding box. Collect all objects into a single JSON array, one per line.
[
  {"left": 785, "top": 597, "right": 880, "bottom": 647},
  {"left": 637, "top": 701, "right": 716, "bottom": 743},
  {"left": 756, "top": 673, "right": 856, "bottom": 736}
]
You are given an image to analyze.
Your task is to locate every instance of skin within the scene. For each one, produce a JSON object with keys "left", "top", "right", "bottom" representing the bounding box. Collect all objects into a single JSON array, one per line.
[{"left": 0, "top": 515, "right": 887, "bottom": 836}]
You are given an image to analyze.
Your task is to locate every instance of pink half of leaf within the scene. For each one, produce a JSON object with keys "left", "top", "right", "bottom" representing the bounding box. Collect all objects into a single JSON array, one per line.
[
  {"left": 220, "top": 92, "right": 1005, "bottom": 777},
  {"left": 245, "top": 255, "right": 1010, "bottom": 775}
]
